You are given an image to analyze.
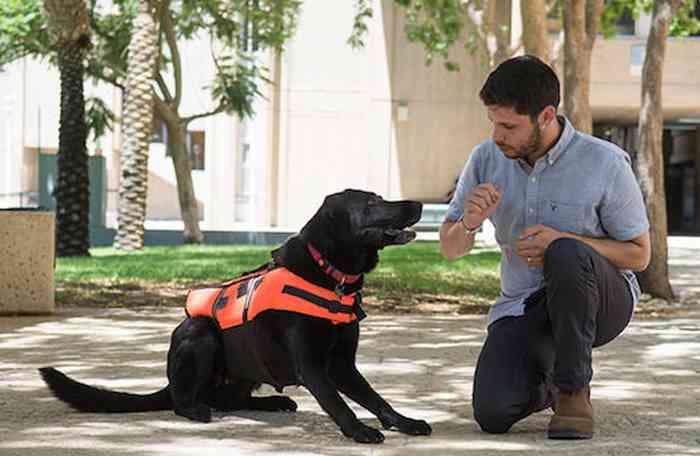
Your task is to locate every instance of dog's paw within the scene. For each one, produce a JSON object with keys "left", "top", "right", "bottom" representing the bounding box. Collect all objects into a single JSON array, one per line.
[
  {"left": 394, "top": 418, "right": 432, "bottom": 436},
  {"left": 343, "top": 423, "right": 385, "bottom": 444},
  {"left": 175, "top": 404, "right": 212, "bottom": 423},
  {"left": 266, "top": 396, "right": 298, "bottom": 412}
]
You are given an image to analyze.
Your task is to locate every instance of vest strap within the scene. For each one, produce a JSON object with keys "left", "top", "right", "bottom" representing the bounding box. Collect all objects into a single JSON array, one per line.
[{"left": 281, "top": 285, "right": 355, "bottom": 315}]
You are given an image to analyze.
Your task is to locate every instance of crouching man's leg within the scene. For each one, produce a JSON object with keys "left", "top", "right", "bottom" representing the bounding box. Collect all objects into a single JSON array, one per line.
[
  {"left": 544, "top": 238, "right": 634, "bottom": 440},
  {"left": 472, "top": 291, "right": 555, "bottom": 434}
]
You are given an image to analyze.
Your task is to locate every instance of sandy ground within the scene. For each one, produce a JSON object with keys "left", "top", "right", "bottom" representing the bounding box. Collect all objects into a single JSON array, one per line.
[
  {"left": 1, "top": 307, "right": 699, "bottom": 456},
  {"left": 0, "top": 237, "right": 699, "bottom": 455}
]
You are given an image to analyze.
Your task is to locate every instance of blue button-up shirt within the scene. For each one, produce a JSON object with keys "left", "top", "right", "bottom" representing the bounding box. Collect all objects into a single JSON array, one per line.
[{"left": 446, "top": 116, "right": 649, "bottom": 326}]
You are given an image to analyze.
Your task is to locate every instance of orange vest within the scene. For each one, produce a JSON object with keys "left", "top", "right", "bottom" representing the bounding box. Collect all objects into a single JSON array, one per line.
[{"left": 185, "top": 267, "right": 362, "bottom": 330}]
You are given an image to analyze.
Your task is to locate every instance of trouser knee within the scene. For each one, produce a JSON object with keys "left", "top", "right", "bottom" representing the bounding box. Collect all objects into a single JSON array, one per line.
[
  {"left": 544, "top": 237, "right": 595, "bottom": 281},
  {"left": 473, "top": 402, "right": 516, "bottom": 434}
]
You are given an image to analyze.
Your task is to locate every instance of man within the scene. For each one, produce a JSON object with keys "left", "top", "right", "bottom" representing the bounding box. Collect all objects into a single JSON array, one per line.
[{"left": 440, "top": 55, "right": 650, "bottom": 439}]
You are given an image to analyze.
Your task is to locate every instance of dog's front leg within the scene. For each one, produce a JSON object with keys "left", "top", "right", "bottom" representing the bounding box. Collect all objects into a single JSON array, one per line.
[
  {"left": 329, "top": 359, "right": 432, "bottom": 436},
  {"left": 329, "top": 325, "right": 432, "bottom": 436},
  {"left": 295, "top": 345, "right": 384, "bottom": 443}
]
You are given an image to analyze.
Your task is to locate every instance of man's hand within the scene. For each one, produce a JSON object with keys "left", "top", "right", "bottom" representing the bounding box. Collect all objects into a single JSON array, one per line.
[
  {"left": 516, "top": 224, "right": 565, "bottom": 267},
  {"left": 463, "top": 183, "right": 501, "bottom": 229}
]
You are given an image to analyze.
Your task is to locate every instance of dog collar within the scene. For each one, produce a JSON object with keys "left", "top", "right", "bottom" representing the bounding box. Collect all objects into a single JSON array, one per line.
[{"left": 306, "top": 243, "right": 362, "bottom": 287}]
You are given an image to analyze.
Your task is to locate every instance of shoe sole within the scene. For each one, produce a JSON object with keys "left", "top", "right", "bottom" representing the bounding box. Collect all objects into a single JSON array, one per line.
[{"left": 548, "top": 416, "right": 593, "bottom": 440}]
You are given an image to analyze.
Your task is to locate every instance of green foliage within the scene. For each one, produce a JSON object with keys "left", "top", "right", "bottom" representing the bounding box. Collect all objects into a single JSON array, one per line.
[
  {"left": 601, "top": 0, "right": 700, "bottom": 39},
  {"left": 0, "top": 0, "right": 303, "bottom": 120},
  {"left": 85, "top": 96, "right": 116, "bottom": 141},
  {"left": 669, "top": 0, "right": 700, "bottom": 37},
  {"left": 0, "top": 0, "right": 50, "bottom": 64},
  {"left": 210, "top": 54, "right": 267, "bottom": 119},
  {"left": 399, "top": 0, "right": 466, "bottom": 71},
  {"left": 348, "top": 0, "right": 374, "bottom": 48}
]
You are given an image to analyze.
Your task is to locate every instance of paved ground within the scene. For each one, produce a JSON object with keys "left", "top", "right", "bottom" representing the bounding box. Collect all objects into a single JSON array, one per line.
[{"left": 0, "top": 238, "right": 699, "bottom": 455}]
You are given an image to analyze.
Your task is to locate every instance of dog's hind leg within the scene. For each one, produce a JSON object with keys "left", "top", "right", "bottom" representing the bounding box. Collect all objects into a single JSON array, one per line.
[
  {"left": 206, "top": 381, "right": 297, "bottom": 412},
  {"left": 167, "top": 318, "right": 219, "bottom": 423}
]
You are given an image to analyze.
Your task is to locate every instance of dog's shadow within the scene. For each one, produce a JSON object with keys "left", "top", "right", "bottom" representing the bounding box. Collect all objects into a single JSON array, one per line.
[{"left": 212, "top": 408, "right": 385, "bottom": 439}]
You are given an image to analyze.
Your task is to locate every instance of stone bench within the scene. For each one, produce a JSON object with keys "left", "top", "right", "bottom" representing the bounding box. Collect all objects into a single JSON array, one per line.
[{"left": 0, "top": 209, "right": 55, "bottom": 315}]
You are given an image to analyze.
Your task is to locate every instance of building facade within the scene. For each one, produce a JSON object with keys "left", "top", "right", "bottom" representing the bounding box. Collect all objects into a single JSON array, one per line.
[{"left": 1, "top": 0, "right": 699, "bottom": 235}]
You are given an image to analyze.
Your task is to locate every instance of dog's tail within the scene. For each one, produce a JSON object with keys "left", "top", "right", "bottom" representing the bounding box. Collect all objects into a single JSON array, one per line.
[{"left": 39, "top": 367, "right": 172, "bottom": 413}]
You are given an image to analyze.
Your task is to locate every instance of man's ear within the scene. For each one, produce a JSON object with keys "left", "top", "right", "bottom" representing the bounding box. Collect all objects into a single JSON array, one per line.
[{"left": 538, "top": 106, "right": 556, "bottom": 128}]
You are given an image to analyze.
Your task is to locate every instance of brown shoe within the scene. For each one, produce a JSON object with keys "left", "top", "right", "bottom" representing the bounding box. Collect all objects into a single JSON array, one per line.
[{"left": 547, "top": 385, "right": 594, "bottom": 439}]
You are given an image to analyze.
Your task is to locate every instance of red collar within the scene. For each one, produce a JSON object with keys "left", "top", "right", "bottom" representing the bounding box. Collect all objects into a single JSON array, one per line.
[{"left": 306, "top": 243, "right": 362, "bottom": 286}]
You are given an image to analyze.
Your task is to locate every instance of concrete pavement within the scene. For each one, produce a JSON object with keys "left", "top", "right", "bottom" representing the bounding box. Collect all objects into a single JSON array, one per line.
[{"left": 0, "top": 238, "right": 698, "bottom": 455}]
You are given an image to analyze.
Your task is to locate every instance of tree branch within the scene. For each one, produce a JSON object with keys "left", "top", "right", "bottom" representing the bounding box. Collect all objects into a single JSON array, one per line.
[
  {"left": 160, "top": 0, "right": 182, "bottom": 109},
  {"left": 182, "top": 104, "right": 226, "bottom": 125},
  {"left": 584, "top": 0, "right": 603, "bottom": 50},
  {"left": 156, "top": 72, "right": 173, "bottom": 103}
]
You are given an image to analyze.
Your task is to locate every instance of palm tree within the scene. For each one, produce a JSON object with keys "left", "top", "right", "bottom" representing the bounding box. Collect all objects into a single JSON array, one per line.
[
  {"left": 43, "top": 0, "right": 91, "bottom": 257},
  {"left": 113, "top": 0, "right": 159, "bottom": 251}
]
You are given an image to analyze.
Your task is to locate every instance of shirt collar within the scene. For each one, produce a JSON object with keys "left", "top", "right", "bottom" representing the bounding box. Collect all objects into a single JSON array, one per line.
[{"left": 543, "top": 115, "right": 575, "bottom": 166}]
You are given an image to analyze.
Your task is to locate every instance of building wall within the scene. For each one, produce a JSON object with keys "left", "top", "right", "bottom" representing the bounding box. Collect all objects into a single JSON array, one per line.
[
  {"left": 2, "top": 4, "right": 699, "bottom": 233},
  {"left": 591, "top": 37, "right": 700, "bottom": 123},
  {"left": 274, "top": 0, "right": 491, "bottom": 228}
]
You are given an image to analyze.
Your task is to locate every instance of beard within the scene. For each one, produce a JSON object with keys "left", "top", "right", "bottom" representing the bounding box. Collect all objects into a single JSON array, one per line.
[{"left": 497, "top": 126, "right": 543, "bottom": 162}]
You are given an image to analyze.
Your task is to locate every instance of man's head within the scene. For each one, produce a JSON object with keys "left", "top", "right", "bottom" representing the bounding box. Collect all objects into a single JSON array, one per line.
[{"left": 479, "top": 55, "right": 561, "bottom": 163}]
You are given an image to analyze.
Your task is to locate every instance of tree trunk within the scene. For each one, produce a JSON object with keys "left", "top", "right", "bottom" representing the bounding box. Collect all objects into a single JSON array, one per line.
[
  {"left": 521, "top": 0, "right": 549, "bottom": 61},
  {"left": 43, "top": 0, "right": 92, "bottom": 257},
  {"left": 155, "top": 95, "right": 203, "bottom": 244},
  {"left": 54, "top": 42, "right": 91, "bottom": 257},
  {"left": 634, "top": 0, "right": 680, "bottom": 300},
  {"left": 562, "top": 0, "right": 602, "bottom": 133},
  {"left": 114, "top": 0, "right": 158, "bottom": 251},
  {"left": 167, "top": 123, "right": 203, "bottom": 243},
  {"left": 695, "top": 130, "right": 700, "bottom": 230}
]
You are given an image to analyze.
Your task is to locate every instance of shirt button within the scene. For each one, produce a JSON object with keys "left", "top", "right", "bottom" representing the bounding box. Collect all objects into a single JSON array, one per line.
[
  {"left": 529, "top": 208, "right": 534, "bottom": 213},
  {"left": 531, "top": 177, "right": 536, "bottom": 183}
]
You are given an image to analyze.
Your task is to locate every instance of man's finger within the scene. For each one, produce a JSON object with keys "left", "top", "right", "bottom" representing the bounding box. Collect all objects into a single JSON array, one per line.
[
  {"left": 468, "top": 195, "right": 489, "bottom": 211},
  {"left": 519, "top": 224, "right": 545, "bottom": 240}
]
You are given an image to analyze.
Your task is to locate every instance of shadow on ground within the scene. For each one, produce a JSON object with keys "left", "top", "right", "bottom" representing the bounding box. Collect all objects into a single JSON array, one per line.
[{"left": 1, "top": 308, "right": 699, "bottom": 455}]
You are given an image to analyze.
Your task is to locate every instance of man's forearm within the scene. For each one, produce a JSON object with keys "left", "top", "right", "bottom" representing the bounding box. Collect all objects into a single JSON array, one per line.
[
  {"left": 439, "top": 222, "right": 477, "bottom": 260},
  {"left": 566, "top": 233, "right": 650, "bottom": 272}
]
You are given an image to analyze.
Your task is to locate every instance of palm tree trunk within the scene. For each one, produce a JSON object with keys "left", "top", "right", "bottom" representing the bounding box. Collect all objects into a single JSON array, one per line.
[
  {"left": 114, "top": 0, "right": 159, "bottom": 251},
  {"left": 634, "top": 0, "right": 680, "bottom": 300},
  {"left": 54, "top": 39, "right": 91, "bottom": 257}
]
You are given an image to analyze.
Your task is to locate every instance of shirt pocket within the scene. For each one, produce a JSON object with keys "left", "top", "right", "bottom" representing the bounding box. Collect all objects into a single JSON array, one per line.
[{"left": 542, "top": 200, "right": 584, "bottom": 233}]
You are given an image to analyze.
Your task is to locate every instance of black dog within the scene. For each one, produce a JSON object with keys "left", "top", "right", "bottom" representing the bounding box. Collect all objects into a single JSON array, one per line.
[{"left": 40, "top": 189, "right": 431, "bottom": 443}]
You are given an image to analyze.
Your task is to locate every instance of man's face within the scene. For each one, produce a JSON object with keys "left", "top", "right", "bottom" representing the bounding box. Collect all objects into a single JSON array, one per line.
[{"left": 486, "top": 105, "right": 543, "bottom": 162}]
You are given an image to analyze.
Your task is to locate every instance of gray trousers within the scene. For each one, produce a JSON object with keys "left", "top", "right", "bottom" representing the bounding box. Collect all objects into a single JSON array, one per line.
[{"left": 472, "top": 238, "right": 634, "bottom": 433}]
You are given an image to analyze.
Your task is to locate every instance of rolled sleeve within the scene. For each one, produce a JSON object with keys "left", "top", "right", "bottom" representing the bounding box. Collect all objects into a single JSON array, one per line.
[
  {"left": 445, "top": 146, "right": 482, "bottom": 223},
  {"left": 599, "top": 159, "right": 650, "bottom": 241}
]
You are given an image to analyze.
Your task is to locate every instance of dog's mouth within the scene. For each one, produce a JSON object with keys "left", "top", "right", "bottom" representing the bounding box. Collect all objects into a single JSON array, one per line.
[{"left": 383, "top": 227, "right": 417, "bottom": 245}]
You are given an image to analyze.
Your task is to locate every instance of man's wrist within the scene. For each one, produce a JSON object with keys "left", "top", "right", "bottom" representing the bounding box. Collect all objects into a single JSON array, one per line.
[{"left": 459, "top": 217, "right": 481, "bottom": 236}]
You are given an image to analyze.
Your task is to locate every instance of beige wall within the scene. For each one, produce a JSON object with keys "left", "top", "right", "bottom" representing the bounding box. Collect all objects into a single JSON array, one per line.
[
  {"left": 591, "top": 38, "right": 700, "bottom": 124},
  {"left": 275, "top": 0, "right": 492, "bottom": 228},
  {"left": 386, "top": 2, "right": 492, "bottom": 202}
]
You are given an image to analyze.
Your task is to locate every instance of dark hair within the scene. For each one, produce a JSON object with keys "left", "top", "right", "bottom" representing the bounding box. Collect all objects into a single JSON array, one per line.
[{"left": 479, "top": 55, "right": 560, "bottom": 120}]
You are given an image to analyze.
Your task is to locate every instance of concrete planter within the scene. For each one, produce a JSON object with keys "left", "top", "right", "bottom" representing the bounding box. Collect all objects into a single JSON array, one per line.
[{"left": 0, "top": 209, "right": 55, "bottom": 315}]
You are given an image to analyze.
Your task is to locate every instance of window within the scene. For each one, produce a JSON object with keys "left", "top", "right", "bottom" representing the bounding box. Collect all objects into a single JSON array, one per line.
[
  {"left": 240, "top": 0, "right": 260, "bottom": 53},
  {"left": 187, "top": 130, "right": 205, "bottom": 170},
  {"left": 151, "top": 112, "right": 168, "bottom": 144},
  {"left": 150, "top": 111, "right": 205, "bottom": 170}
]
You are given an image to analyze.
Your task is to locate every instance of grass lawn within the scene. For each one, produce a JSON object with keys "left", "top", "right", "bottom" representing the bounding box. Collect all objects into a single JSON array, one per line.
[{"left": 56, "top": 241, "right": 501, "bottom": 314}]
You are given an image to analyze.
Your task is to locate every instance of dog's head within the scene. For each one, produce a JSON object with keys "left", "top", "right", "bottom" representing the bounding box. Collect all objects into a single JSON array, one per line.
[{"left": 303, "top": 189, "right": 423, "bottom": 250}]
